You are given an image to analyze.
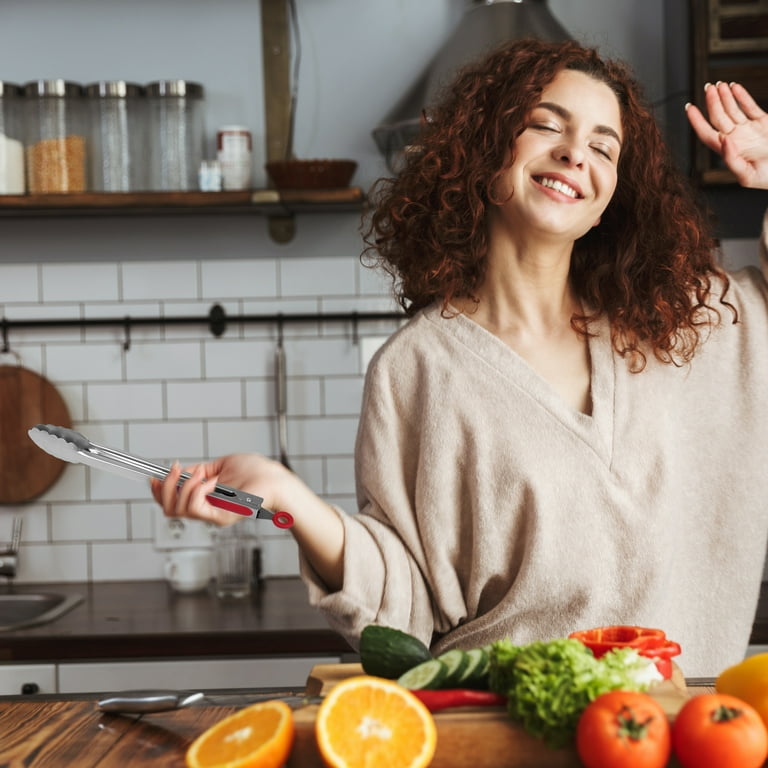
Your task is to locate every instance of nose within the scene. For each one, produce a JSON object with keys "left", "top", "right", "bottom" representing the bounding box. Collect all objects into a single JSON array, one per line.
[{"left": 553, "top": 140, "right": 584, "bottom": 168}]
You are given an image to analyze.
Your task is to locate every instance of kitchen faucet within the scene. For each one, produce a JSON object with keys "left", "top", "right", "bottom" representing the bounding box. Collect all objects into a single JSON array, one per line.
[{"left": 0, "top": 517, "right": 22, "bottom": 578}]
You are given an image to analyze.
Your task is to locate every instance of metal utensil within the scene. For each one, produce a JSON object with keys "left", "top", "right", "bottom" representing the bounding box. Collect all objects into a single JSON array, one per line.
[
  {"left": 97, "top": 689, "right": 319, "bottom": 714},
  {"left": 275, "top": 318, "right": 292, "bottom": 470},
  {"left": 27, "top": 424, "right": 293, "bottom": 528}
]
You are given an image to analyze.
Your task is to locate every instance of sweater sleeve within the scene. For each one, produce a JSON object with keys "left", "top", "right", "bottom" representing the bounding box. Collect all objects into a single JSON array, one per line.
[{"left": 298, "top": 339, "right": 440, "bottom": 651}]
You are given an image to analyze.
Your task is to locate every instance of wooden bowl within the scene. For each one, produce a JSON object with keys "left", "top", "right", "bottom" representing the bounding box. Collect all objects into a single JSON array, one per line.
[{"left": 265, "top": 159, "right": 357, "bottom": 189}]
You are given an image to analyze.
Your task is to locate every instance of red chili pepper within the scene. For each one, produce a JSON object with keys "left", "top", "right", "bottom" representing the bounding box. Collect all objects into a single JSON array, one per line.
[{"left": 408, "top": 689, "right": 507, "bottom": 713}]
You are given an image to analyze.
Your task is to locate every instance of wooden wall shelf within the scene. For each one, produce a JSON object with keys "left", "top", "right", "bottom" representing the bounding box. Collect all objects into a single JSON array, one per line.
[{"left": 0, "top": 188, "right": 366, "bottom": 219}]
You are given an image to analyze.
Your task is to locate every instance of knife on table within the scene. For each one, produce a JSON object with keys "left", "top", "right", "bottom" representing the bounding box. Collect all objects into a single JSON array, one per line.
[{"left": 97, "top": 689, "right": 320, "bottom": 714}]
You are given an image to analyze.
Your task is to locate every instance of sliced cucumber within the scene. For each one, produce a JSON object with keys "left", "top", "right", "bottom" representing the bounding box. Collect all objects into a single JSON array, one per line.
[
  {"left": 436, "top": 649, "right": 470, "bottom": 687},
  {"left": 359, "top": 624, "right": 433, "bottom": 679},
  {"left": 456, "top": 647, "right": 490, "bottom": 688},
  {"left": 397, "top": 659, "right": 449, "bottom": 690}
]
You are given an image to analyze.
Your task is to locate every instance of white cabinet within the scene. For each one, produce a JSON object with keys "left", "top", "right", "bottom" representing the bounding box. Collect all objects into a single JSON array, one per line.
[
  {"left": 0, "top": 664, "right": 57, "bottom": 695},
  {"left": 57, "top": 655, "right": 339, "bottom": 694}
]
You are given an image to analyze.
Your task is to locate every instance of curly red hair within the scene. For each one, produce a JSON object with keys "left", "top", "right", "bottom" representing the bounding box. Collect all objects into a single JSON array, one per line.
[{"left": 362, "top": 38, "right": 735, "bottom": 370}]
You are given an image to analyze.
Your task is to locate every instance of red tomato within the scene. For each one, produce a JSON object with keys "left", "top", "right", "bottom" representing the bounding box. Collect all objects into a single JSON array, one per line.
[
  {"left": 576, "top": 690, "right": 671, "bottom": 768},
  {"left": 672, "top": 693, "right": 768, "bottom": 768}
]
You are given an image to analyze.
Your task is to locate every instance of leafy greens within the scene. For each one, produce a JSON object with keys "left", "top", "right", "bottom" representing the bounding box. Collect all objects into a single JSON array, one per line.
[{"left": 488, "top": 637, "right": 659, "bottom": 748}]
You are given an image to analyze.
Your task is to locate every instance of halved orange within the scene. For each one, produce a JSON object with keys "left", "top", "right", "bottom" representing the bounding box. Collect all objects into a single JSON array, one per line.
[
  {"left": 185, "top": 699, "right": 294, "bottom": 768},
  {"left": 315, "top": 675, "right": 437, "bottom": 768}
]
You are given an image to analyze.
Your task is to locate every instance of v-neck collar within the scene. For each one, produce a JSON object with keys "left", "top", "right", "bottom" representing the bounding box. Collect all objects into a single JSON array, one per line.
[{"left": 426, "top": 305, "right": 616, "bottom": 465}]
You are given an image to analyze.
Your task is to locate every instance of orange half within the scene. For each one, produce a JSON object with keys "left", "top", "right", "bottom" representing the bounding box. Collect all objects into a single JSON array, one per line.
[
  {"left": 186, "top": 699, "right": 295, "bottom": 768},
  {"left": 315, "top": 675, "right": 437, "bottom": 768}
]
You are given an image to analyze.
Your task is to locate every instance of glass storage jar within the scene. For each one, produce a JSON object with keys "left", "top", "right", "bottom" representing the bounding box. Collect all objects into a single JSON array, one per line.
[
  {"left": 0, "top": 81, "right": 25, "bottom": 194},
  {"left": 24, "top": 79, "right": 87, "bottom": 194},
  {"left": 146, "top": 79, "right": 204, "bottom": 191},
  {"left": 86, "top": 80, "right": 146, "bottom": 192}
]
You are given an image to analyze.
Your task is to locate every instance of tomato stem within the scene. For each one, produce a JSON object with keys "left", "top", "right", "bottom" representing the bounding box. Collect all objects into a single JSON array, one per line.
[
  {"left": 710, "top": 704, "right": 744, "bottom": 723},
  {"left": 617, "top": 705, "right": 656, "bottom": 741}
]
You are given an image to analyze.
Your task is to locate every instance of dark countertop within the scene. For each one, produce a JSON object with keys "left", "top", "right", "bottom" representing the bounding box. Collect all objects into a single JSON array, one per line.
[
  {"left": 1, "top": 578, "right": 766, "bottom": 665},
  {"left": 0, "top": 578, "right": 354, "bottom": 663}
]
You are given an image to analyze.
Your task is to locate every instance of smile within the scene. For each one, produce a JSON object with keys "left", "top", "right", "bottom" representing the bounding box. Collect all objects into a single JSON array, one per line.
[{"left": 534, "top": 176, "right": 582, "bottom": 199}]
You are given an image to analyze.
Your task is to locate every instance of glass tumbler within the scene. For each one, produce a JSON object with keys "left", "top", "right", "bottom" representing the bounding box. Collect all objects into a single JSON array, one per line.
[{"left": 212, "top": 523, "right": 253, "bottom": 599}]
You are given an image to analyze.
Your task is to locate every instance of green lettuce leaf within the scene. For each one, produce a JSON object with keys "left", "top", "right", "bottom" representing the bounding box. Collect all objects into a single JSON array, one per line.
[{"left": 488, "top": 637, "right": 657, "bottom": 748}]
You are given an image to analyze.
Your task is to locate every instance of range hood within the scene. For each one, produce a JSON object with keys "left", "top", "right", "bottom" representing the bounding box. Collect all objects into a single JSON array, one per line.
[{"left": 373, "top": 0, "right": 570, "bottom": 170}]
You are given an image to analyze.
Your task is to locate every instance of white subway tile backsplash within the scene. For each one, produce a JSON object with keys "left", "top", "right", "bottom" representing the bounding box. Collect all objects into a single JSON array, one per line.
[
  {"left": 323, "top": 377, "right": 364, "bottom": 416},
  {"left": 325, "top": 457, "right": 357, "bottom": 496},
  {"left": 89, "top": 468, "right": 147, "bottom": 502},
  {"left": 129, "top": 501, "right": 158, "bottom": 540},
  {"left": 17, "top": 543, "right": 89, "bottom": 583},
  {"left": 206, "top": 418, "right": 273, "bottom": 457},
  {"left": 86, "top": 382, "right": 164, "bottom": 421},
  {"left": 16, "top": 505, "right": 48, "bottom": 543},
  {"left": 201, "top": 259, "right": 279, "bottom": 299},
  {"left": 0, "top": 264, "right": 39, "bottom": 303},
  {"left": 42, "top": 263, "right": 120, "bottom": 303},
  {"left": 286, "top": 337, "right": 359, "bottom": 377},
  {"left": 166, "top": 380, "right": 244, "bottom": 420},
  {"left": 128, "top": 421, "right": 206, "bottom": 462},
  {"left": 204, "top": 338, "right": 273, "bottom": 378},
  {"left": 91, "top": 541, "right": 165, "bottom": 581},
  {"left": 51, "top": 502, "right": 128, "bottom": 541},
  {"left": 45, "top": 342, "right": 124, "bottom": 382},
  {"left": 124, "top": 340, "right": 204, "bottom": 380},
  {"left": 290, "top": 416, "right": 359, "bottom": 457},
  {"left": 122, "top": 261, "right": 200, "bottom": 301},
  {"left": 0, "top": 252, "right": 393, "bottom": 585},
  {"left": 280, "top": 257, "right": 356, "bottom": 297}
]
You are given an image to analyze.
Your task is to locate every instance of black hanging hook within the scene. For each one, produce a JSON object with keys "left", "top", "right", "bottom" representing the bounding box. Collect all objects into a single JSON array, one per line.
[
  {"left": 123, "top": 316, "right": 131, "bottom": 352},
  {"left": 1, "top": 318, "right": 8, "bottom": 354}
]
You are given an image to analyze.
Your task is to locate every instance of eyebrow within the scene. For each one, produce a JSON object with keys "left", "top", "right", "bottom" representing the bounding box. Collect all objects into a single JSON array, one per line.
[{"left": 535, "top": 101, "right": 623, "bottom": 146}]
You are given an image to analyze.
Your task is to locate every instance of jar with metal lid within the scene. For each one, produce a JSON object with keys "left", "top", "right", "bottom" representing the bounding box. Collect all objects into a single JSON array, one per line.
[
  {"left": 23, "top": 80, "right": 88, "bottom": 193},
  {"left": 0, "top": 82, "right": 25, "bottom": 194},
  {"left": 86, "top": 81, "right": 146, "bottom": 192},
  {"left": 146, "top": 80, "right": 204, "bottom": 191}
]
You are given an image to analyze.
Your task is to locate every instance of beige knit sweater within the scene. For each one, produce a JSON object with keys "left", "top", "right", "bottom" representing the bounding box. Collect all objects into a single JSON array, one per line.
[{"left": 301, "top": 242, "right": 768, "bottom": 678}]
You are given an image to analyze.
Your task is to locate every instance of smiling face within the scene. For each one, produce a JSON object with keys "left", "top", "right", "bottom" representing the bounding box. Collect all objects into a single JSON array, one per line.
[{"left": 491, "top": 68, "right": 623, "bottom": 247}]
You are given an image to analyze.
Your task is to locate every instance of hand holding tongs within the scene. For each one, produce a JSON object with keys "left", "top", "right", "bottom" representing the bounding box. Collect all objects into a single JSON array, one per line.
[{"left": 27, "top": 424, "right": 293, "bottom": 528}]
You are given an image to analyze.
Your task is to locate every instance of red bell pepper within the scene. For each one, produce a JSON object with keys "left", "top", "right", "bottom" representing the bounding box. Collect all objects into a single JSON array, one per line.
[{"left": 568, "top": 625, "right": 681, "bottom": 679}]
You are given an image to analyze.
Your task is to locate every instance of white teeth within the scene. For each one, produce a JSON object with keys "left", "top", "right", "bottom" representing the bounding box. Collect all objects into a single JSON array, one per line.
[{"left": 537, "top": 177, "right": 579, "bottom": 198}]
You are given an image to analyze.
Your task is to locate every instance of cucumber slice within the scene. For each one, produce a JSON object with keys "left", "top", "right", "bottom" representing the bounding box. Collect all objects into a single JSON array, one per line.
[
  {"left": 397, "top": 659, "right": 449, "bottom": 690},
  {"left": 436, "top": 649, "right": 470, "bottom": 686},
  {"left": 456, "top": 647, "right": 490, "bottom": 687}
]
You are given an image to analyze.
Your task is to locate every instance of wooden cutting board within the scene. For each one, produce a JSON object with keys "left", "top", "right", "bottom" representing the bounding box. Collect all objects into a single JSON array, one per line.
[
  {"left": 287, "top": 663, "right": 690, "bottom": 768},
  {"left": 0, "top": 365, "right": 71, "bottom": 503}
]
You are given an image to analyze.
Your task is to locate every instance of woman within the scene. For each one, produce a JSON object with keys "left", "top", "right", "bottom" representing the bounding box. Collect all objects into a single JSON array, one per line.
[{"left": 153, "top": 40, "right": 768, "bottom": 677}]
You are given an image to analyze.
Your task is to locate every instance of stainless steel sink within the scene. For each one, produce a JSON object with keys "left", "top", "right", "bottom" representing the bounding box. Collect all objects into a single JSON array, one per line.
[{"left": 0, "top": 592, "right": 83, "bottom": 631}]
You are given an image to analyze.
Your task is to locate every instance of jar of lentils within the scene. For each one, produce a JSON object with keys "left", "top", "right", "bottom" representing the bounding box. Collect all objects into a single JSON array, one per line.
[{"left": 24, "top": 80, "right": 88, "bottom": 193}]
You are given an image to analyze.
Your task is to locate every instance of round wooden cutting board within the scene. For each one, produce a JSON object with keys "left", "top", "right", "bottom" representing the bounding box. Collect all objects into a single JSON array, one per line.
[{"left": 0, "top": 364, "right": 72, "bottom": 503}]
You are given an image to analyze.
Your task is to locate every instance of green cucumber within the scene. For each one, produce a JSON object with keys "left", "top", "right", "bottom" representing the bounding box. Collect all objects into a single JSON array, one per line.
[
  {"left": 456, "top": 647, "right": 490, "bottom": 688},
  {"left": 397, "top": 659, "right": 449, "bottom": 690},
  {"left": 436, "top": 649, "right": 470, "bottom": 686},
  {"left": 359, "top": 624, "right": 433, "bottom": 679}
]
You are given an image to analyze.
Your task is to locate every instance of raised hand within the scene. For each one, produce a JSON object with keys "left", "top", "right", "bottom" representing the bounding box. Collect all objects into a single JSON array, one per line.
[{"left": 686, "top": 81, "right": 768, "bottom": 189}]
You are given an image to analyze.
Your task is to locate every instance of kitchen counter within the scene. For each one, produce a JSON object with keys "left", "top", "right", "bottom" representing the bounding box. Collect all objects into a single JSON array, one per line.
[
  {"left": 0, "top": 664, "right": 713, "bottom": 768},
  {"left": 2, "top": 578, "right": 767, "bottom": 666},
  {"left": 0, "top": 578, "right": 353, "bottom": 663}
]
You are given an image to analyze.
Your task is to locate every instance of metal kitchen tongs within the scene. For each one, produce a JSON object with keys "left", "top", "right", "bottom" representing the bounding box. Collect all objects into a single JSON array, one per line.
[{"left": 27, "top": 424, "right": 293, "bottom": 528}]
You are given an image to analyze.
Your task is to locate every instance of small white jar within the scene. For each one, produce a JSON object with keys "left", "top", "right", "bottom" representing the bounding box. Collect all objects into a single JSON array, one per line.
[{"left": 216, "top": 125, "right": 252, "bottom": 190}]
